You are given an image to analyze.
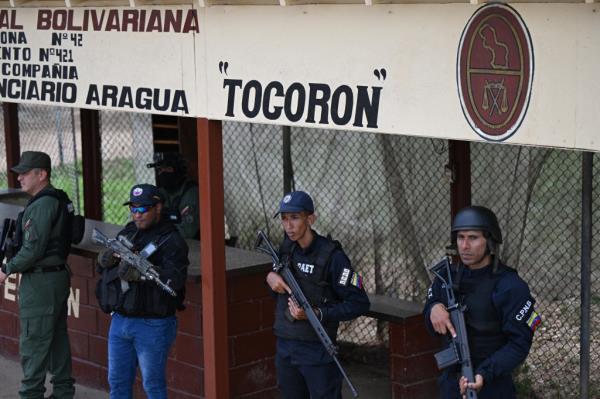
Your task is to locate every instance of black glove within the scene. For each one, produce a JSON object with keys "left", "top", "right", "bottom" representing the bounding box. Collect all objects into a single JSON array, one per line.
[
  {"left": 97, "top": 249, "right": 120, "bottom": 269},
  {"left": 118, "top": 262, "right": 142, "bottom": 282}
]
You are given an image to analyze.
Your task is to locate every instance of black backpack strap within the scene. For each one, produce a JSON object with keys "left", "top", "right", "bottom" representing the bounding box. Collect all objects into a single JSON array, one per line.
[{"left": 27, "top": 187, "right": 63, "bottom": 223}]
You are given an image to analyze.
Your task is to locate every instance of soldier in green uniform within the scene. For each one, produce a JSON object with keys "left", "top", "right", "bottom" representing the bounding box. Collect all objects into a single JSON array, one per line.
[{"left": 0, "top": 151, "right": 76, "bottom": 399}]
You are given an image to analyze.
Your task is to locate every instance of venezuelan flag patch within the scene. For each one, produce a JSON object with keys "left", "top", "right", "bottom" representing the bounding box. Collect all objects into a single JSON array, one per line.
[
  {"left": 526, "top": 310, "right": 541, "bottom": 332},
  {"left": 350, "top": 272, "right": 364, "bottom": 289}
]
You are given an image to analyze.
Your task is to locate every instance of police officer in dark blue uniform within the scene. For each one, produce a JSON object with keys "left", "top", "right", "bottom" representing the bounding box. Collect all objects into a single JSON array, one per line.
[
  {"left": 266, "top": 191, "right": 370, "bottom": 399},
  {"left": 423, "top": 206, "right": 541, "bottom": 399}
]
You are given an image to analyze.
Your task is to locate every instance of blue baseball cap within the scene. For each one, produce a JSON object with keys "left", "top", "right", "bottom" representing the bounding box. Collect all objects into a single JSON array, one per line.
[
  {"left": 123, "top": 184, "right": 164, "bottom": 206},
  {"left": 274, "top": 191, "right": 314, "bottom": 217}
]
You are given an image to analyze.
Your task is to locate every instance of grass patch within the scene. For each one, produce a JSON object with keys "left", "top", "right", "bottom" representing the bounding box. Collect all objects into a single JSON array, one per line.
[{"left": 102, "top": 158, "right": 138, "bottom": 225}]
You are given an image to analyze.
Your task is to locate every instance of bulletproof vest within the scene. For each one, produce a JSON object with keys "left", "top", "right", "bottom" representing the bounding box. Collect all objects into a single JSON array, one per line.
[
  {"left": 97, "top": 221, "right": 185, "bottom": 317},
  {"left": 457, "top": 263, "right": 516, "bottom": 361},
  {"left": 273, "top": 236, "right": 341, "bottom": 342},
  {"left": 13, "top": 187, "right": 83, "bottom": 259}
]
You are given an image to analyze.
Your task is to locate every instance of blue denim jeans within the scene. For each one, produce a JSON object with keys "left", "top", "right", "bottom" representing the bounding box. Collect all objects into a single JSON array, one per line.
[{"left": 108, "top": 313, "right": 177, "bottom": 399}]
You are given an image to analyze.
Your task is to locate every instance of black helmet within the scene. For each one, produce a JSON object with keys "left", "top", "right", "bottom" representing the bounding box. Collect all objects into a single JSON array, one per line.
[{"left": 451, "top": 206, "right": 502, "bottom": 244}]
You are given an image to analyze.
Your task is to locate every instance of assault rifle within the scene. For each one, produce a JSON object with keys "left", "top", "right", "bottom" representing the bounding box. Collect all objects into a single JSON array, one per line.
[
  {"left": 92, "top": 228, "right": 176, "bottom": 297},
  {"left": 255, "top": 230, "right": 359, "bottom": 398},
  {"left": 429, "top": 256, "right": 477, "bottom": 399},
  {"left": 0, "top": 218, "right": 16, "bottom": 263}
]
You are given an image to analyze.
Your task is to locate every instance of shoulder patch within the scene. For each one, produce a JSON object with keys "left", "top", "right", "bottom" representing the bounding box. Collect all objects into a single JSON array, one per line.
[
  {"left": 515, "top": 300, "right": 533, "bottom": 322},
  {"left": 338, "top": 268, "right": 351, "bottom": 286},
  {"left": 514, "top": 299, "right": 541, "bottom": 332},
  {"left": 350, "top": 272, "right": 364, "bottom": 289},
  {"left": 526, "top": 310, "right": 541, "bottom": 332}
]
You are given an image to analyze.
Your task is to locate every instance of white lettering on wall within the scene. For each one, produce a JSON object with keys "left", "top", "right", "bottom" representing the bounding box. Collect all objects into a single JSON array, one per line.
[
  {"left": 2, "top": 275, "right": 80, "bottom": 319},
  {"left": 3, "top": 274, "right": 19, "bottom": 301},
  {"left": 67, "top": 287, "right": 80, "bottom": 318}
]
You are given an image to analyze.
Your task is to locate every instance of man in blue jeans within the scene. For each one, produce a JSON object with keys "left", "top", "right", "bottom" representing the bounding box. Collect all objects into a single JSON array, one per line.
[{"left": 95, "top": 184, "right": 189, "bottom": 399}]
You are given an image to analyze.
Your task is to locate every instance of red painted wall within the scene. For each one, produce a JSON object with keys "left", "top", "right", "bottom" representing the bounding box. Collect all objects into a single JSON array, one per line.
[
  {"left": 389, "top": 314, "right": 440, "bottom": 399},
  {"left": 0, "top": 251, "right": 278, "bottom": 399},
  {"left": 1, "top": 250, "right": 442, "bottom": 399}
]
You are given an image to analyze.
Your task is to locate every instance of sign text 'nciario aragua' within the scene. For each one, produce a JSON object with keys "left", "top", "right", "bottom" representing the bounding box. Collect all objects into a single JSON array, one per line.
[{"left": 0, "top": 7, "right": 197, "bottom": 115}]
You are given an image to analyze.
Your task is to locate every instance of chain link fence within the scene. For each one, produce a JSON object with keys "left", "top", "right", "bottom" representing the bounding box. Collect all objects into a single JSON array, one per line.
[
  {"left": 1, "top": 107, "right": 598, "bottom": 397},
  {"left": 98, "top": 111, "right": 154, "bottom": 225},
  {"left": 472, "top": 143, "right": 600, "bottom": 398},
  {"left": 0, "top": 104, "right": 83, "bottom": 212},
  {"left": 223, "top": 121, "right": 598, "bottom": 397},
  {"left": 0, "top": 105, "right": 155, "bottom": 225},
  {"left": 223, "top": 121, "right": 450, "bottom": 345}
]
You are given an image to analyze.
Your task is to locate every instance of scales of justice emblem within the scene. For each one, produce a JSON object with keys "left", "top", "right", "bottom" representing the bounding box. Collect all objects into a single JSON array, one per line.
[{"left": 457, "top": 4, "right": 534, "bottom": 142}]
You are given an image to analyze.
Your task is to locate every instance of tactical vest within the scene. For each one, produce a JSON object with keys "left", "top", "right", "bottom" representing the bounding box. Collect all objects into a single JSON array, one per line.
[
  {"left": 95, "top": 221, "right": 185, "bottom": 316},
  {"left": 456, "top": 263, "right": 516, "bottom": 361},
  {"left": 13, "top": 187, "right": 82, "bottom": 259},
  {"left": 273, "top": 236, "right": 341, "bottom": 342}
]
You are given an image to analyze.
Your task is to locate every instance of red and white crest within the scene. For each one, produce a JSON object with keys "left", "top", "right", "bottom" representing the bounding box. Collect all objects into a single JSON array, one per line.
[{"left": 457, "top": 4, "right": 534, "bottom": 141}]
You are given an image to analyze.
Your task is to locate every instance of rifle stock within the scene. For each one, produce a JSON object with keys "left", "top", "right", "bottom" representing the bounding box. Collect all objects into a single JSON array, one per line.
[
  {"left": 92, "top": 228, "right": 176, "bottom": 297},
  {"left": 255, "top": 230, "right": 359, "bottom": 397},
  {"left": 430, "top": 257, "right": 478, "bottom": 399}
]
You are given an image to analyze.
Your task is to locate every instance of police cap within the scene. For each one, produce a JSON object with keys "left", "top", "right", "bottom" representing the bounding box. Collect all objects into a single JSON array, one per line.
[
  {"left": 123, "top": 184, "right": 164, "bottom": 206},
  {"left": 273, "top": 191, "right": 314, "bottom": 218}
]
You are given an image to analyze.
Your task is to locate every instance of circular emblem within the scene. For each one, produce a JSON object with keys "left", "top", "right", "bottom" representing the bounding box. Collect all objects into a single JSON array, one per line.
[
  {"left": 457, "top": 4, "right": 533, "bottom": 141},
  {"left": 133, "top": 187, "right": 143, "bottom": 196},
  {"left": 283, "top": 194, "right": 292, "bottom": 203}
]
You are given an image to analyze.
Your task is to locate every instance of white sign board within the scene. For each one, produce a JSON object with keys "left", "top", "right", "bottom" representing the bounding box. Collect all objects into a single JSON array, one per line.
[
  {"left": 202, "top": 4, "right": 600, "bottom": 152},
  {"left": 0, "top": 6, "right": 199, "bottom": 115},
  {"left": 1, "top": 4, "right": 599, "bottom": 151}
]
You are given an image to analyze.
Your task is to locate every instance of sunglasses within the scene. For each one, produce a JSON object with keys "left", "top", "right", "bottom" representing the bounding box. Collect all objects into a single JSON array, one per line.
[{"left": 130, "top": 205, "right": 153, "bottom": 214}]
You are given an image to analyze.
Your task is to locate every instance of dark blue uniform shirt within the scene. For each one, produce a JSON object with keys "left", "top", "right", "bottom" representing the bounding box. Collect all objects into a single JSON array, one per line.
[
  {"left": 423, "top": 263, "right": 540, "bottom": 386},
  {"left": 272, "top": 233, "right": 370, "bottom": 365}
]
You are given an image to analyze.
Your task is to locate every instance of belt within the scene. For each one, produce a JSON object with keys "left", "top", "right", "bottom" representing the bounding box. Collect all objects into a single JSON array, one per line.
[{"left": 25, "top": 265, "right": 66, "bottom": 274}]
